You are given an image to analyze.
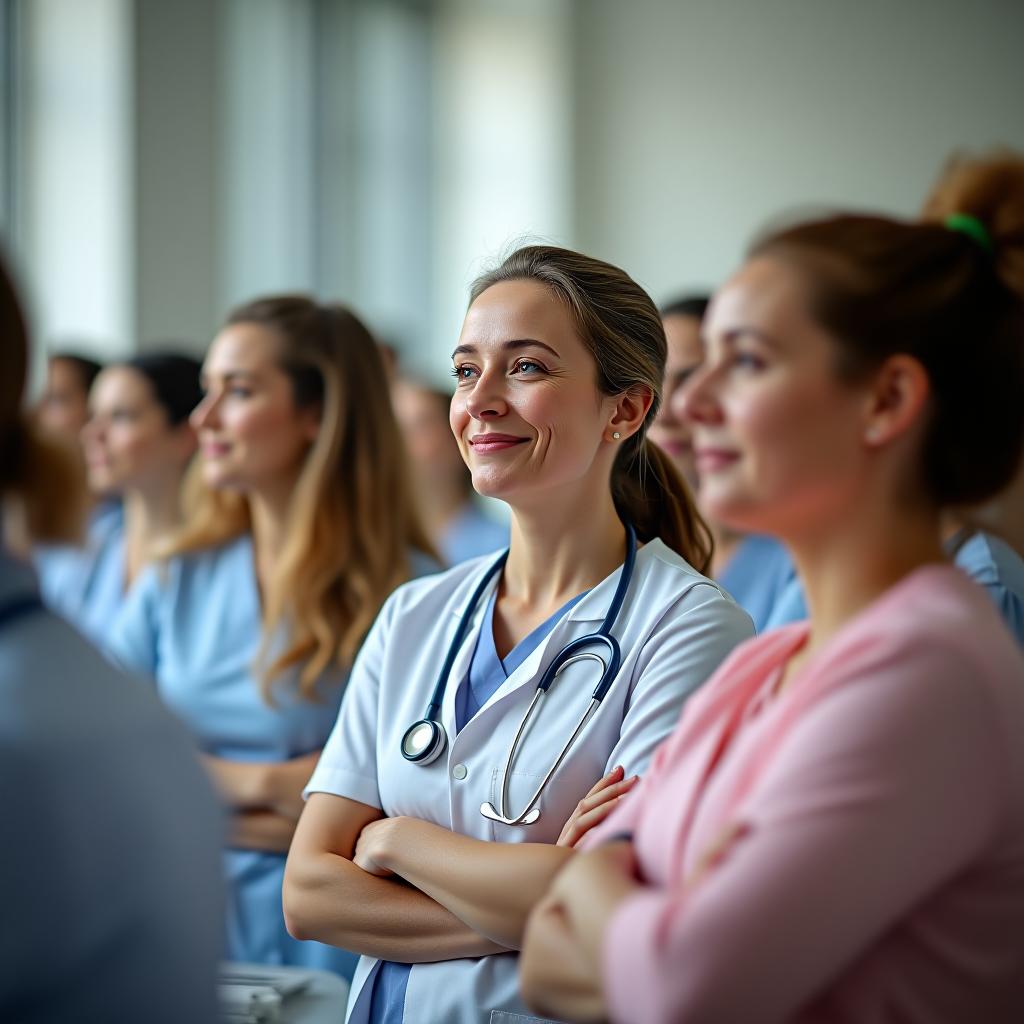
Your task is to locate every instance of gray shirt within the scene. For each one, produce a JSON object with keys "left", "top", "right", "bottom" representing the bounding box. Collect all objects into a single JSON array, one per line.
[{"left": 0, "top": 549, "right": 224, "bottom": 1024}]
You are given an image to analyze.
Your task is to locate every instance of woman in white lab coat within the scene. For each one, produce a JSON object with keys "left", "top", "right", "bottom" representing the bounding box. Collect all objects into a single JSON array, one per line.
[{"left": 283, "top": 245, "right": 754, "bottom": 1024}]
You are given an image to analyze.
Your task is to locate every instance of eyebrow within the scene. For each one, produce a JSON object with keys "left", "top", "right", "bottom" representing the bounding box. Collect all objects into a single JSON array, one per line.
[
  {"left": 199, "top": 369, "right": 258, "bottom": 387},
  {"left": 703, "top": 326, "right": 783, "bottom": 351},
  {"left": 451, "top": 338, "right": 561, "bottom": 360}
]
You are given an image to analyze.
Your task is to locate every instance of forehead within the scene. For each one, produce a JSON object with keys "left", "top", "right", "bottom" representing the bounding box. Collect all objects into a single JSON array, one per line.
[
  {"left": 705, "top": 256, "right": 817, "bottom": 344},
  {"left": 461, "top": 279, "right": 579, "bottom": 349},
  {"left": 662, "top": 314, "right": 704, "bottom": 368},
  {"left": 204, "top": 322, "right": 282, "bottom": 373},
  {"left": 49, "top": 358, "right": 90, "bottom": 392},
  {"left": 92, "top": 366, "right": 152, "bottom": 403}
]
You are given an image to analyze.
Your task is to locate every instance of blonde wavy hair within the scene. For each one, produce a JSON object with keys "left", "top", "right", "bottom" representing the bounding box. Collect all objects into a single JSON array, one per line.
[{"left": 168, "top": 295, "right": 435, "bottom": 702}]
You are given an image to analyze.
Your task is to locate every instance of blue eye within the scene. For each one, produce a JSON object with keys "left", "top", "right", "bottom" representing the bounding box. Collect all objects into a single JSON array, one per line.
[
  {"left": 513, "top": 359, "right": 544, "bottom": 375},
  {"left": 450, "top": 364, "right": 477, "bottom": 381}
]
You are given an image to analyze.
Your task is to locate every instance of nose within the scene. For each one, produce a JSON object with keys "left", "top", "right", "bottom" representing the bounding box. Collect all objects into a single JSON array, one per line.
[
  {"left": 674, "top": 362, "right": 723, "bottom": 427},
  {"left": 463, "top": 366, "right": 509, "bottom": 421},
  {"left": 190, "top": 391, "right": 219, "bottom": 432}
]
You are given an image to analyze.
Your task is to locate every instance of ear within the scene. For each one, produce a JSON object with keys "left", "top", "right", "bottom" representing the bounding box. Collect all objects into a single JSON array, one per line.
[
  {"left": 861, "top": 354, "right": 931, "bottom": 448},
  {"left": 606, "top": 384, "right": 654, "bottom": 443}
]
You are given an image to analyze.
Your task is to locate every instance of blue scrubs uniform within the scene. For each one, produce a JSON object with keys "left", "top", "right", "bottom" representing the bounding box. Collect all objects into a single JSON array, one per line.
[
  {"left": 760, "top": 530, "right": 1024, "bottom": 646},
  {"left": 368, "top": 587, "right": 588, "bottom": 1024},
  {"left": 952, "top": 531, "right": 1024, "bottom": 646},
  {"left": 34, "top": 501, "right": 126, "bottom": 649},
  {"left": 718, "top": 535, "right": 800, "bottom": 633},
  {"left": 111, "top": 534, "right": 435, "bottom": 978}
]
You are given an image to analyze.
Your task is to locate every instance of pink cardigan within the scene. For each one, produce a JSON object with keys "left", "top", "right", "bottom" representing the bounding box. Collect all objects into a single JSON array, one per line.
[{"left": 585, "top": 566, "right": 1024, "bottom": 1024}]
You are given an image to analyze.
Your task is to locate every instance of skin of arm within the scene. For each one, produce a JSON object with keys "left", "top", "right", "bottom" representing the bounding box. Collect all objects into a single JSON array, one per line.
[
  {"left": 229, "top": 809, "right": 301, "bottom": 853},
  {"left": 520, "top": 894, "right": 612, "bottom": 1023},
  {"left": 283, "top": 792, "right": 509, "bottom": 963},
  {"left": 350, "top": 766, "right": 638, "bottom": 949},
  {"left": 202, "top": 750, "right": 321, "bottom": 819},
  {"left": 352, "top": 816, "right": 575, "bottom": 949}
]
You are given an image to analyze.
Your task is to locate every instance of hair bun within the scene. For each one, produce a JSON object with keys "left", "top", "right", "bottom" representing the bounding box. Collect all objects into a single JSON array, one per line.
[{"left": 921, "top": 147, "right": 1024, "bottom": 299}]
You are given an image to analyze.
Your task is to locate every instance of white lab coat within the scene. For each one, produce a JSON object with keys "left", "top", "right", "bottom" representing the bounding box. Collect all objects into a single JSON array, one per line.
[{"left": 305, "top": 538, "right": 754, "bottom": 1024}]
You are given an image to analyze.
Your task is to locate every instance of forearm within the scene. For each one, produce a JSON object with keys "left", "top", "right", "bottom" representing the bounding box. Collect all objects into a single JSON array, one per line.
[
  {"left": 203, "top": 752, "right": 320, "bottom": 818},
  {"left": 283, "top": 849, "right": 509, "bottom": 962},
  {"left": 228, "top": 810, "right": 297, "bottom": 853},
  {"left": 520, "top": 902, "right": 606, "bottom": 1023},
  {"left": 380, "top": 819, "right": 574, "bottom": 949}
]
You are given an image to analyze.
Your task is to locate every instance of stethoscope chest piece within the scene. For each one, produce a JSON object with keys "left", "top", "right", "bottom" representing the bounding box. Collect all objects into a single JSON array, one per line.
[{"left": 401, "top": 718, "right": 447, "bottom": 765}]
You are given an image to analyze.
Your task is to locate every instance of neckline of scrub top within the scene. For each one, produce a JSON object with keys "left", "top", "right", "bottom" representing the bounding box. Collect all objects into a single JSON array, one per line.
[{"left": 455, "top": 586, "right": 590, "bottom": 733}]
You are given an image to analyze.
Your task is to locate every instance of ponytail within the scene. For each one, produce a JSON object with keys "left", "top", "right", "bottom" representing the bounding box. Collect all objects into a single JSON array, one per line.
[{"left": 613, "top": 437, "right": 712, "bottom": 574}]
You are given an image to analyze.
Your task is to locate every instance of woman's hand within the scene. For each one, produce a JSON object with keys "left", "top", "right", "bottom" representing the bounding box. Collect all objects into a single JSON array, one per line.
[
  {"left": 557, "top": 765, "right": 639, "bottom": 848},
  {"left": 353, "top": 816, "right": 403, "bottom": 877},
  {"left": 201, "top": 750, "right": 321, "bottom": 819}
]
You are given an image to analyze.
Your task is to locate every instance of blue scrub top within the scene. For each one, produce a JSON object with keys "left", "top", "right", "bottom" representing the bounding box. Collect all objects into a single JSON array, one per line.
[
  {"left": 34, "top": 500, "right": 126, "bottom": 650},
  {"left": 953, "top": 531, "right": 1024, "bottom": 646},
  {"left": 438, "top": 503, "right": 509, "bottom": 567},
  {"left": 718, "top": 535, "right": 800, "bottom": 633},
  {"left": 759, "top": 530, "right": 1024, "bottom": 646},
  {"left": 111, "top": 534, "right": 438, "bottom": 979},
  {"left": 369, "top": 586, "right": 587, "bottom": 1024}
]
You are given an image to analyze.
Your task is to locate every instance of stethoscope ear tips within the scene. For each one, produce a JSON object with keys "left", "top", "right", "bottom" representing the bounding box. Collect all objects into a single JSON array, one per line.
[{"left": 401, "top": 719, "right": 447, "bottom": 765}]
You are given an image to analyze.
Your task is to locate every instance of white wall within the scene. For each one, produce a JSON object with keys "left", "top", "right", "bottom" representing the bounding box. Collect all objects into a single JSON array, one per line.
[
  {"left": 572, "top": 0, "right": 1024, "bottom": 303},
  {"left": 19, "top": 0, "right": 133, "bottom": 357},
  {"left": 429, "top": 0, "right": 573, "bottom": 384}
]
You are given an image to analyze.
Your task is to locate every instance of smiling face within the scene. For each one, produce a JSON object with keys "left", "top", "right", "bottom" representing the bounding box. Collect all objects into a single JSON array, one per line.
[
  {"left": 449, "top": 279, "right": 621, "bottom": 508},
  {"left": 80, "top": 367, "right": 195, "bottom": 495},
  {"left": 190, "top": 322, "right": 320, "bottom": 496},
  {"left": 674, "top": 257, "right": 872, "bottom": 539},
  {"left": 647, "top": 313, "right": 704, "bottom": 488}
]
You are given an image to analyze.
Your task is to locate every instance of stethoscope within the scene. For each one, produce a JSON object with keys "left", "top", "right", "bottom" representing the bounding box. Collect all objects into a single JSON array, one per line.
[{"left": 400, "top": 524, "right": 638, "bottom": 826}]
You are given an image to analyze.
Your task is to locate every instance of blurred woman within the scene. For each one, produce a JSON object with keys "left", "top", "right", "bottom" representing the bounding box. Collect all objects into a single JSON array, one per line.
[
  {"left": 652, "top": 294, "right": 798, "bottom": 631},
  {"left": 0, "top": 257, "right": 223, "bottom": 1023},
  {"left": 391, "top": 375, "right": 508, "bottom": 565},
  {"left": 283, "top": 246, "right": 752, "bottom": 1024},
  {"left": 40, "top": 353, "right": 201, "bottom": 647},
  {"left": 111, "top": 296, "right": 435, "bottom": 978},
  {"left": 521, "top": 156, "right": 1024, "bottom": 1022}
]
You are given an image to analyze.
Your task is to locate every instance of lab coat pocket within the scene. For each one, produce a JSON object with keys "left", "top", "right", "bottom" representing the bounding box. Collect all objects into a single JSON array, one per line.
[
  {"left": 489, "top": 1012, "right": 561, "bottom": 1024},
  {"left": 485, "top": 766, "right": 556, "bottom": 842}
]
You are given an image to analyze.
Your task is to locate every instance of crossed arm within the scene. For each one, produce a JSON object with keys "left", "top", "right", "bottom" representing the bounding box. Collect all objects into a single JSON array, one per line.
[
  {"left": 282, "top": 767, "right": 637, "bottom": 961},
  {"left": 203, "top": 751, "right": 322, "bottom": 852}
]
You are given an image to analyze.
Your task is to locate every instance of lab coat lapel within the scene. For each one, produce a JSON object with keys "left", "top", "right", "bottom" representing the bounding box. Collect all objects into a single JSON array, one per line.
[{"left": 439, "top": 579, "right": 495, "bottom": 744}]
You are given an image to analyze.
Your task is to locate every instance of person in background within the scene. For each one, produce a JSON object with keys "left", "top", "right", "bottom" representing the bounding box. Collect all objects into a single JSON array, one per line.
[
  {"left": 110, "top": 296, "right": 436, "bottom": 980},
  {"left": 283, "top": 245, "right": 753, "bottom": 1024},
  {"left": 34, "top": 350, "right": 102, "bottom": 444},
  {"left": 0, "top": 256, "right": 223, "bottom": 1023},
  {"left": 39, "top": 352, "right": 201, "bottom": 649},
  {"left": 520, "top": 157, "right": 1024, "bottom": 1023},
  {"left": 651, "top": 294, "right": 798, "bottom": 632},
  {"left": 391, "top": 375, "right": 508, "bottom": 565},
  {"left": 765, "top": 148, "right": 1024, "bottom": 644}
]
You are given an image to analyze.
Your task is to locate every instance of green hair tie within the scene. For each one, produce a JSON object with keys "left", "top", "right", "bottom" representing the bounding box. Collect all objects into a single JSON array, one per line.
[{"left": 944, "top": 213, "right": 994, "bottom": 255}]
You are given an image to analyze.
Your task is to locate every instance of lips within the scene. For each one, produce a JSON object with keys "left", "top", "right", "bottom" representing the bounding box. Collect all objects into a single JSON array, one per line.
[
  {"left": 201, "top": 440, "right": 232, "bottom": 459},
  {"left": 694, "top": 446, "right": 740, "bottom": 472},
  {"left": 469, "top": 433, "right": 528, "bottom": 453}
]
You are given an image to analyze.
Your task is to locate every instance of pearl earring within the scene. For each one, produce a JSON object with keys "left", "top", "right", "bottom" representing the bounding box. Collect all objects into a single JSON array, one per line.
[{"left": 612, "top": 431, "right": 621, "bottom": 439}]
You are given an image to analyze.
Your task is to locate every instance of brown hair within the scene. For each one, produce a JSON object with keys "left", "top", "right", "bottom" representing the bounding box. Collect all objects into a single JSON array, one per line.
[
  {"left": 748, "top": 153, "right": 1024, "bottom": 509},
  {"left": 169, "top": 295, "right": 435, "bottom": 701},
  {"left": 470, "top": 245, "right": 713, "bottom": 572},
  {"left": 0, "top": 257, "right": 86, "bottom": 545}
]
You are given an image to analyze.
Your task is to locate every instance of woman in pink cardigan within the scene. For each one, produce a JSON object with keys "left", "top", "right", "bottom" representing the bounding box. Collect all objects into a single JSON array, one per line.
[{"left": 520, "top": 150, "right": 1024, "bottom": 1023}]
